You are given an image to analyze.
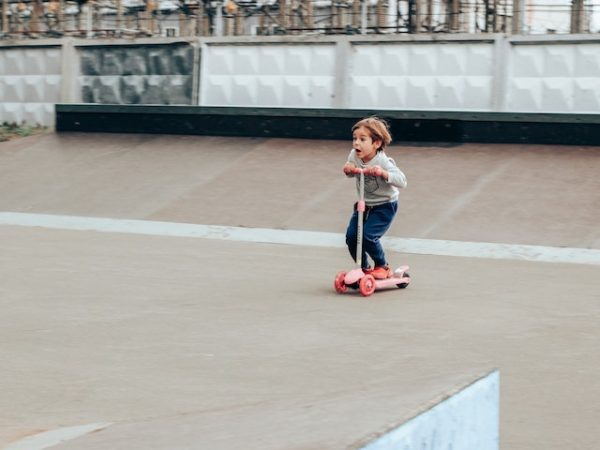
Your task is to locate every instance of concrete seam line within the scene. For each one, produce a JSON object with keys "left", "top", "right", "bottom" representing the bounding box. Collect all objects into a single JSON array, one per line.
[
  {"left": 1, "top": 212, "right": 599, "bottom": 266},
  {"left": 3, "top": 423, "right": 112, "bottom": 450}
]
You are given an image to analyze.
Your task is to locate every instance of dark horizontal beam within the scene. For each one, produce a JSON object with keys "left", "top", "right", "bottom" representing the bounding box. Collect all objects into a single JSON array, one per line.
[{"left": 55, "top": 104, "right": 600, "bottom": 146}]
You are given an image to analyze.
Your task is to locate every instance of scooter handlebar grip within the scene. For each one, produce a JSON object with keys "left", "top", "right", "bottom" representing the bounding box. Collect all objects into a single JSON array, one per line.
[{"left": 351, "top": 167, "right": 382, "bottom": 176}]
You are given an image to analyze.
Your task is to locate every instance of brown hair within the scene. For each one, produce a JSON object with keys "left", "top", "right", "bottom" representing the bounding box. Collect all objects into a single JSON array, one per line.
[{"left": 352, "top": 116, "right": 392, "bottom": 151}]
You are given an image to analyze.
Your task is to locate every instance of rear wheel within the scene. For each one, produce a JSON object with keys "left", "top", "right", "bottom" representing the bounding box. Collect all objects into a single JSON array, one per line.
[{"left": 397, "top": 271, "right": 410, "bottom": 289}]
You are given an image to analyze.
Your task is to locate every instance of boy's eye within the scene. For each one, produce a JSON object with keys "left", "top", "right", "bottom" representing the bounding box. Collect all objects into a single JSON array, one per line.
[{"left": 353, "top": 135, "right": 370, "bottom": 143}]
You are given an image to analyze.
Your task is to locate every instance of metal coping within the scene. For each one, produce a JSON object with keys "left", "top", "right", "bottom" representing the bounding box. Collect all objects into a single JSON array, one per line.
[
  {"left": 55, "top": 104, "right": 600, "bottom": 145},
  {"left": 56, "top": 104, "right": 600, "bottom": 124}
]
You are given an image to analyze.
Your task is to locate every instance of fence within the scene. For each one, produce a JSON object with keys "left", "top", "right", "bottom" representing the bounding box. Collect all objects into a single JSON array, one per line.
[{"left": 1, "top": 0, "right": 599, "bottom": 41}]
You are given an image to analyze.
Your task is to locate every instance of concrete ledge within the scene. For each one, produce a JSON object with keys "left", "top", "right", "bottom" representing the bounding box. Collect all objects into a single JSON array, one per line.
[
  {"left": 55, "top": 104, "right": 600, "bottom": 145},
  {"left": 358, "top": 370, "right": 500, "bottom": 450}
]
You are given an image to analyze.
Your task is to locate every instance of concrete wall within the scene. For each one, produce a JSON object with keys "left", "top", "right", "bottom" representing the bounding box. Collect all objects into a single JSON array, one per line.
[{"left": 1, "top": 35, "right": 599, "bottom": 127}]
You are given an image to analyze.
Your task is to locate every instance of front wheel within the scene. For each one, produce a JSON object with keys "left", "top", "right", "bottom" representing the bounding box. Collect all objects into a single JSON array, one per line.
[
  {"left": 359, "top": 274, "right": 376, "bottom": 297},
  {"left": 334, "top": 272, "right": 347, "bottom": 293}
]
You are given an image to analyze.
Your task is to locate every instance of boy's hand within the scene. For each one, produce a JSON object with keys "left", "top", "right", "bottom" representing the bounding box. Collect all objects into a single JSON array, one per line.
[
  {"left": 366, "top": 165, "right": 388, "bottom": 181},
  {"left": 343, "top": 162, "right": 356, "bottom": 175},
  {"left": 365, "top": 166, "right": 383, "bottom": 177}
]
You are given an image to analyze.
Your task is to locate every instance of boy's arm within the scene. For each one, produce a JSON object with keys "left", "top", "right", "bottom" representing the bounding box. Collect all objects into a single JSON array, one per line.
[
  {"left": 343, "top": 149, "right": 358, "bottom": 177},
  {"left": 373, "top": 158, "right": 407, "bottom": 188},
  {"left": 385, "top": 161, "right": 407, "bottom": 188}
]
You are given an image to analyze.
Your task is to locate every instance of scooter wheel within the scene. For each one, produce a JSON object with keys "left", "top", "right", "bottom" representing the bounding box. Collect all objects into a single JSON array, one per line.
[
  {"left": 334, "top": 271, "right": 347, "bottom": 293},
  {"left": 397, "top": 271, "right": 410, "bottom": 289},
  {"left": 359, "top": 274, "right": 376, "bottom": 297}
]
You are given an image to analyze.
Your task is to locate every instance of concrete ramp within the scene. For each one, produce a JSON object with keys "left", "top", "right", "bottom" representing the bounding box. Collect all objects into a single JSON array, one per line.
[
  {"left": 360, "top": 371, "right": 499, "bottom": 450},
  {"left": 1, "top": 132, "right": 599, "bottom": 450}
]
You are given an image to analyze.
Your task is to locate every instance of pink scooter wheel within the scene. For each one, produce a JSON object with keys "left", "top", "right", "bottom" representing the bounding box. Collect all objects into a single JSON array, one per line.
[
  {"left": 334, "top": 271, "right": 347, "bottom": 293},
  {"left": 359, "top": 274, "right": 376, "bottom": 297}
]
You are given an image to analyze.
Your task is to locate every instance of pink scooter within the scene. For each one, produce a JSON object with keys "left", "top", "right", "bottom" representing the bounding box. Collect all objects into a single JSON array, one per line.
[{"left": 334, "top": 167, "right": 410, "bottom": 297}]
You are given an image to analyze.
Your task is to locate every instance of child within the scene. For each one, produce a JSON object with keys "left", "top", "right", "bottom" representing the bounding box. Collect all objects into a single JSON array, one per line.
[{"left": 342, "top": 117, "right": 407, "bottom": 279}]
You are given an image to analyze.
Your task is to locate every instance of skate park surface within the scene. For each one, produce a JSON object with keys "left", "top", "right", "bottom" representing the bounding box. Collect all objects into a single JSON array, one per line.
[{"left": 1, "top": 132, "right": 599, "bottom": 449}]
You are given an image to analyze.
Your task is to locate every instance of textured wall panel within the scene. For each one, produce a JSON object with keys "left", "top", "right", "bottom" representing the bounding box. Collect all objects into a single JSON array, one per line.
[
  {"left": 0, "top": 103, "right": 54, "bottom": 125},
  {"left": 201, "top": 45, "right": 337, "bottom": 107},
  {"left": 573, "top": 79, "right": 600, "bottom": 110},
  {"left": 348, "top": 43, "right": 494, "bottom": 110},
  {"left": 2, "top": 77, "right": 24, "bottom": 102},
  {"left": 0, "top": 47, "right": 61, "bottom": 126},
  {"left": 97, "top": 76, "right": 122, "bottom": 104},
  {"left": 140, "top": 75, "right": 165, "bottom": 104},
  {"left": 121, "top": 76, "right": 145, "bottom": 104},
  {"left": 506, "top": 43, "right": 600, "bottom": 112},
  {"left": 78, "top": 44, "right": 194, "bottom": 105},
  {"left": 0, "top": 104, "right": 24, "bottom": 124},
  {"left": 575, "top": 45, "right": 600, "bottom": 75},
  {"left": 165, "top": 75, "right": 194, "bottom": 105}
]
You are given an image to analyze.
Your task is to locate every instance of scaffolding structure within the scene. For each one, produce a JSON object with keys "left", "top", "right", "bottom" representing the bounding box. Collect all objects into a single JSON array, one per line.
[{"left": 0, "top": 0, "right": 598, "bottom": 39}]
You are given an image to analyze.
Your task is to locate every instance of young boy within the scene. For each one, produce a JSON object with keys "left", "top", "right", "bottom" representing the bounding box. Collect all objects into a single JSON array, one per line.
[{"left": 342, "top": 117, "right": 407, "bottom": 279}]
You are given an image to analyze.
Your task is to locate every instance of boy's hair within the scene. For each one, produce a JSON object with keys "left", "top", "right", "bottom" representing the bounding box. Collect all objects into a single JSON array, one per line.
[{"left": 352, "top": 116, "right": 392, "bottom": 151}]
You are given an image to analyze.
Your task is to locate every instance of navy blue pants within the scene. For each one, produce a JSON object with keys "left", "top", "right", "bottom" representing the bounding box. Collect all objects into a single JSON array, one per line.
[{"left": 345, "top": 201, "right": 397, "bottom": 270}]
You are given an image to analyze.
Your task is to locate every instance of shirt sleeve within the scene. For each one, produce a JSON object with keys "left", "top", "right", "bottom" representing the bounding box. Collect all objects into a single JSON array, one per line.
[{"left": 383, "top": 156, "right": 407, "bottom": 188}]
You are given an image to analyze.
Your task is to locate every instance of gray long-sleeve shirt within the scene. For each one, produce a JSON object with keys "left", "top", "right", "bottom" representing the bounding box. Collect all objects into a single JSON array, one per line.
[{"left": 346, "top": 149, "right": 407, "bottom": 206}]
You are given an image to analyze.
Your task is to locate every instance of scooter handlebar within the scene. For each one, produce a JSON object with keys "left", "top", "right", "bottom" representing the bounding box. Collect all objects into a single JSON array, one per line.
[{"left": 351, "top": 167, "right": 383, "bottom": 176}]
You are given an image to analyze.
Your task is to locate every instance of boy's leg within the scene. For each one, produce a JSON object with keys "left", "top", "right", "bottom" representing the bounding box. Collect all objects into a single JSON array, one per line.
[
  {"left": 345, "top": 208, "right": 370, "bottom": 270},
  {"left": 363, "top": 201, "right": 398, "bottom": 270}
]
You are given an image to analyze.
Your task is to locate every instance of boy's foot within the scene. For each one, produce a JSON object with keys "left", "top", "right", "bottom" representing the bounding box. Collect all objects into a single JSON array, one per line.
[
  {"left": 372, "top": 265, "right": 392, "bottom": 279},
  {"left": 362, "top": 266, "right": 373, "bottom": 274}
]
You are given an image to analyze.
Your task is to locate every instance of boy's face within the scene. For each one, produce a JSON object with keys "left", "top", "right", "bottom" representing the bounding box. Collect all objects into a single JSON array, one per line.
[{"left": 352, "top": 126, "right": 381, "bottom": 163}]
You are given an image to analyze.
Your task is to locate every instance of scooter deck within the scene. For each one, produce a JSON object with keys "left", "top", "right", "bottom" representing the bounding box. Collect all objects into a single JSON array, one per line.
[
  {"left": 344, "top": 265, "right": 409, "bottom": 285},
  {"left": 374, "top": 265, "right": 410, "bottom": 289},
  {"left": 337, "top": 265, "right": 410, "bottom": 295}
]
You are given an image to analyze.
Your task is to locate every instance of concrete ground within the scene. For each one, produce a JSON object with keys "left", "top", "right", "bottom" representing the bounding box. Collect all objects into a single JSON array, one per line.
[{"left": 1, "top": 132, "right": 599, "bottom": 449}]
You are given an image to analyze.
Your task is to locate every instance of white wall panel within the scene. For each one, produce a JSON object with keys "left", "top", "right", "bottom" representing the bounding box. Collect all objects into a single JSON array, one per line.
[
  {"left": 544, "top": 46, "right": 574, "bottom": 77},
  {"left": 0, "top": 47, "right": 62, "bottom": 126},
  {"left": 573, "top": 79, "right": 600, "bottom": 110},
  {"left": 1, "top": 51, "right": 24, "bottom": 75},
  {"left": 377, "top": 76, "right": 405, "bottom": 108},
  {"left": 2, "top": 77, "right": 24, "bottom": 102},
  {"left": 0, "top": 103, "right": 53, "bottom": 125},
  {"left": 348, "top": 43, "right": 494, "bottom": 110},
  {"left": 200, "top": 44, "right": 337, "bottom": 107},
  {"left": 0, "top": 104, "right": 24, "bottom": 123},
  {"left": 257, "top": 76, "right": 283, "bottom": 105},
  {"left": 405, "top": 77, "right": 437, "bottom": 108},
  {"left": 575, "top": 45, "right": 600, "bottom": 76},
  {"left": 465, "top": 45, "right": 494, "bottom": 76},
  {"left": 465, "top": 77, "right": 493, "bottom": 110},
  {"left": 506, "top": 43, "right": 600, "bottom": 112}
]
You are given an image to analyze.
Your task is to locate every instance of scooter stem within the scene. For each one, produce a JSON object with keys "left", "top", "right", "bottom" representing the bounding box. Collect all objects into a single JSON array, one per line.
[{"left": 356, "top": 170, "right": 365, "bottom": 270}]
